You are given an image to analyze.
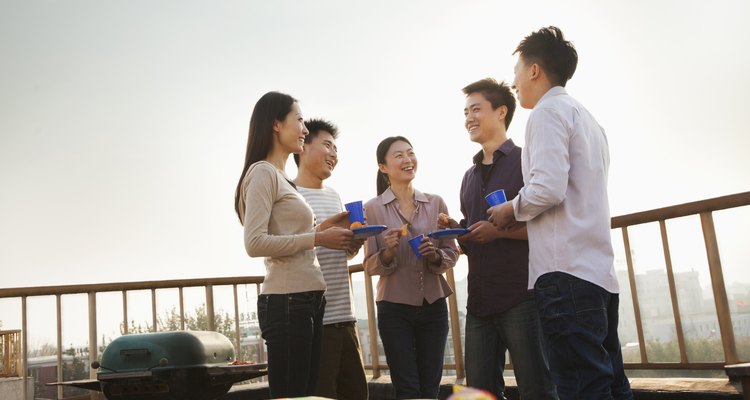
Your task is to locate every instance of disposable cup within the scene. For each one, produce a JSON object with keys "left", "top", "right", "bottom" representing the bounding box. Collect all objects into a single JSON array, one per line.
[
  {"left": 408, "top": 234, "right": 425, "bottom": 259},
  {"left": 344, "top": 201, "right": 365, "bottom": 224},
  {"left": 485, "top": 189, "right": 507, "bottom": 206}
]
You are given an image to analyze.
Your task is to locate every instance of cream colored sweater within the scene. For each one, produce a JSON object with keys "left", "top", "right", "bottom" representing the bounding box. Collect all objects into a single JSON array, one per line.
[{"left": 239, "top": 161, "right": 325, "bottom": 294}]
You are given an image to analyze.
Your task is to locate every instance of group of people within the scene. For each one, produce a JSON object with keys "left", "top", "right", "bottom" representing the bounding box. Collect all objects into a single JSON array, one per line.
[{"left": 234, "top": 26, "right": 633, "bottom": 400}]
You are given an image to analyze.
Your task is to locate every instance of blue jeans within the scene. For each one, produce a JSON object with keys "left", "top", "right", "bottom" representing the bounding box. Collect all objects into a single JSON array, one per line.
[
  {"left": 377, "top": 298, "right": 449, "bottom": 399},
  {"left": 535, "top": 272, "right": 632, "bottom": 400},
  {"left": 257, "top": 291, "right": 325, "bottom": 399},
  {"left": 464, "top": 299, "right": 557, "bottom": 400}
]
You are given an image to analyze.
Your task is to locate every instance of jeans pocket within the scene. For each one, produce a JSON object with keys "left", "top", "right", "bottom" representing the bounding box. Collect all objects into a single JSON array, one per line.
[
  {"left": 535, "top": 277, "right": 562, "bottom": 316},
  {"left": 571, "top": 280, "right": 608, "bottom": 338},
  {"left": 287, "top": 291, "right": 318, "bottom": 312},
  {"left": 535, "top": 278, "right": 567, "bottom": 339},
  {"left": 257, "top": 295, "right": 269, "bottom": 328}
]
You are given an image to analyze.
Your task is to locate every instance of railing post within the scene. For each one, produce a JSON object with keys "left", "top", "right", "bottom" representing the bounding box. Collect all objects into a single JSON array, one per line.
[
  {"left": 151, "top": 288, "right": 158, "bottom": 332},
  {"left": 56, "top": 294, "right": 63, "bottom": 400},
  {"left": 122, "top": 290, "right": 129, "bottom": 334},
  {"left": 700, "top": 211, "right": 739, "bottom": 365},
  {"left": 363, "top": 270, "right": 380, "bottom": 378},
  {"left": 233, "top": 285, "right": 241, "bottom": 358},
  {"left": 206, "top": 285, "right": 216, "bottom": 332},
  {"left": 179, "top": 287, "right": 185, "bottom": 331},
  {"left": 256, "top": 284, "right": 265, "bottom": 364},
  {"left": 659, "top": 220, "right": 688, "bottom": 364},
  {"left": 623, "top": 226, "right": 648, "bottom": 363},
  {"left": 88, "top": 291, "right": 98, "bottom": 371},
  {"left": 445, "top": 268, "right": 464, "bottom": 380},
  {"left": 21, "top": 296, "right": 27, "bottom": 400}
]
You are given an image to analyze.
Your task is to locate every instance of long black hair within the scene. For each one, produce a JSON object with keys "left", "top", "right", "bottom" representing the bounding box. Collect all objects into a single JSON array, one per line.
[
  {"left": 234, "top": 91, "right": 296, "bottom": 223},
  {"left": 375, "top": 136, "right": 413, "bottom": 196}
]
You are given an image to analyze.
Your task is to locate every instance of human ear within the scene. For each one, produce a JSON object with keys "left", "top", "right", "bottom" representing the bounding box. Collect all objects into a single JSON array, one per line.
[
  {"left": 530, "top": 64, "right": 541, "bottom": 80},
  {"left": 496, "top": 105, "right": 508, "bottom": 120}
]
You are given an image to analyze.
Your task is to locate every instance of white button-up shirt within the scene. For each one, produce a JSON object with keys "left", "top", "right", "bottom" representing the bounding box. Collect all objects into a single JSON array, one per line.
[{"left": 513, "top": 87, "right": 620, "bottom": 293}]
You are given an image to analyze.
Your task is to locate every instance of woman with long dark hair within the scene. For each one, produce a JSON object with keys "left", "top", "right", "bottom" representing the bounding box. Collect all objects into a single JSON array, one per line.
[
  {"left": 234, "top": 91, "right": 353, "bottom": 398},
  {"left": 363, "top": 136, "right": 458, "bottom": 399}
]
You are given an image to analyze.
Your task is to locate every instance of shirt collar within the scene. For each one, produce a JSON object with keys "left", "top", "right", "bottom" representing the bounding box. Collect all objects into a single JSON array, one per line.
[
  {"left": 471, "top": 138, "right": 518, "bottom": 165},
  {"left": 537, "top": 86, "right": 567, "bottom": 106},
  {"left": 380, "top": 187, "right": 429, "bottom": 204}
]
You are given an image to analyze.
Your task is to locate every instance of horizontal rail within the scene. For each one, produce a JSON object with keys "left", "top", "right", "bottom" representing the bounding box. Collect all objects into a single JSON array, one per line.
[
  {"left": 611, "top": 191, "right": 750, "bottom": 228},
  {"left": 0, "top": 276, "right": 264, "bottom": 298}
]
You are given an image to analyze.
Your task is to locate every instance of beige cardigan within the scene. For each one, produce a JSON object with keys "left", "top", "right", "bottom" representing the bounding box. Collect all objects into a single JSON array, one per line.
[{"left": 239, "top": 161, "right": 325, "bottom": 294}]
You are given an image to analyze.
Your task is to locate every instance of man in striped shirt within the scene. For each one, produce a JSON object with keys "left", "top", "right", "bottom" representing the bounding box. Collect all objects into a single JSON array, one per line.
[{"left": 294, "top": 118, "right": 368, "bottom": 400}]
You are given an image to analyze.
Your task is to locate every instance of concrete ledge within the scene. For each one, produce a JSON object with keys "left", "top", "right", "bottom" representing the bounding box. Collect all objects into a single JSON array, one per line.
[{"left": 0, "top": 377, "right": 31, "bottom": 400}]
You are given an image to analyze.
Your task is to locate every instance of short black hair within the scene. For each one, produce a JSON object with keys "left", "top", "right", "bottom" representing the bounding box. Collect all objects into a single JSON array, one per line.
[
  {"left": 293, "top": 118, "right": 339, "bottom": 166},
  {"left": 462, "top": 78, "right": 516, "bottom": 129},
  {"left": 514, "top": 26, "right": 578, "bottom": 87}
]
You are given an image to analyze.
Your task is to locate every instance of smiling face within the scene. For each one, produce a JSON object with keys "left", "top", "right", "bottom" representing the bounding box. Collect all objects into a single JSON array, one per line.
[
  {"left": 379, "top": 140, "right": 417, "bottom": 185},
  {"left": 464, "top": 92, "right": 507, "bottom": 144},
  {"left": 274, "top": 102, "right": 309, "bottom": 154},
  {"left": 298, "top": 130, "right": 338, "bottom": 181}
]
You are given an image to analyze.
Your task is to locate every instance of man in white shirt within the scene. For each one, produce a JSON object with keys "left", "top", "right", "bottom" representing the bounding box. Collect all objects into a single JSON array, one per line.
[
  {"left": 294, "top": 118, "right": 368, "bottom": 400},
  {"left": 489, "top": 26, "right": 632, "bottom": 399}
]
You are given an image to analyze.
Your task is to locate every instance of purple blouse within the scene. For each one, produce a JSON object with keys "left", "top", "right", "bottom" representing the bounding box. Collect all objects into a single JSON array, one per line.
[{"left": 363, "top": 188, "right": 458, "bottom": 306}]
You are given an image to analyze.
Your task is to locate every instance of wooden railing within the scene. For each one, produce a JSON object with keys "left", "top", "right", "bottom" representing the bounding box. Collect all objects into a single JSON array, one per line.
[
  {"left": 0, "top": 277, "right": 265, "bottom": 400},
  {"left": 0, "top": 191, "right": 748, "bottom": 399},
  {"left": 612, "top": 191, "right": 750, "bottom": 370}
]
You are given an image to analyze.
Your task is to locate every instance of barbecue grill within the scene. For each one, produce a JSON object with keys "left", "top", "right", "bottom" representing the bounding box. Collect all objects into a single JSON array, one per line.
[{"left": 50, "top": 330, "right": 267, "bottom": 400}]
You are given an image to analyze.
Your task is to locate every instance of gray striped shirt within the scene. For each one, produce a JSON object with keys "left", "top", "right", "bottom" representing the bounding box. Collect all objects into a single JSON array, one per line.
[{"left": 297, "top": 186, "right": 357, "bottom": 325}]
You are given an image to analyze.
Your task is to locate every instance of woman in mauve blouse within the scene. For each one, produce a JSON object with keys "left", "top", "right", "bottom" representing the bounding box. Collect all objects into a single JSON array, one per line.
[{"left": 363, "top": 136, "right": 458, "bottom": 400}]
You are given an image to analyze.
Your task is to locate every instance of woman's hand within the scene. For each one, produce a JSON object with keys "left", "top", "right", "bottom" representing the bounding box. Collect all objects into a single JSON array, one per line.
[
  {"left": 315, "top": 226, "right": 354, "bottom": 250},
  {"left": 416, "top": 236, "right": 442, "bottom": 263},
  {"left": 378, "top": 228, "right": 403, "bottom": 264}
]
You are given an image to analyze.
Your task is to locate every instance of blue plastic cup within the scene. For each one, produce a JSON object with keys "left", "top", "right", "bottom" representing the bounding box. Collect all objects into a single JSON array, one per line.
[
  {"left": 344, "top": 201, "right": 365, "bottom": 224},
  {"left": 408, "top": 234, "right": 425, "bottom": 259},
  {"left": 485, "top": 189, "right": 507, "bottom": 206}
]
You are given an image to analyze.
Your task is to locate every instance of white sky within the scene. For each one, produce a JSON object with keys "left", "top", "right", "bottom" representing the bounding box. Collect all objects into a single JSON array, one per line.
[{"left": 2, "top": 0, "right": 749, "bottom": 327}]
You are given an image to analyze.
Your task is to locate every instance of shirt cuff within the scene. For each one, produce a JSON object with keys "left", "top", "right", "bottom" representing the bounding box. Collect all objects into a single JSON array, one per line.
[{"left": 299, "top": 232, "right": 316, "bottom": 250}]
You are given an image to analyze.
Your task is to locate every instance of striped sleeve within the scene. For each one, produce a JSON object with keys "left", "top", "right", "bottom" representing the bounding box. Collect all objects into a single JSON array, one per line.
[{"left": 297, "top": 186, "right": 357, "bottom": 324}]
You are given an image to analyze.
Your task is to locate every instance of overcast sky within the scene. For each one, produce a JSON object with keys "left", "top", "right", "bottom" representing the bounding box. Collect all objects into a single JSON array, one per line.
[{"left": 2, "top": 1, "right": 750, "bottom": 342}]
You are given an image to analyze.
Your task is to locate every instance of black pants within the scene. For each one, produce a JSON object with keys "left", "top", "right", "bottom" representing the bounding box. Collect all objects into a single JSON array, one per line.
[{"left": 258, "top": 291, "right": 325, "bottom": 398}]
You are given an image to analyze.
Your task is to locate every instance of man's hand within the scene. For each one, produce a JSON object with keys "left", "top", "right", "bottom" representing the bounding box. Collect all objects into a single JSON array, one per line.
[
  {"left": 320, "top": 211, "right": 351, "bottom": 230},
  {"left": 459, "top": 221, "right": 502, "bottom": 244},
  {"left": 437, "top": 213, "right": 460, "bottom": 230},
  {"left": 487, "top": 202, "right": 518, "bottom": 230},
  {"left": 347, "top": 238, "right": 365, "bottom": 254}
]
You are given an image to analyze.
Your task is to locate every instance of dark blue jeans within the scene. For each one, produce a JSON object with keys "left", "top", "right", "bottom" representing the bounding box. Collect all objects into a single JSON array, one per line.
[
  {"left": 535, "top": 272, "right": 632, "bottom": 400},
  {"left": 257, "top": 291, "right": 325, "bottom": 399},
  {"left": 464, "top": 299, "right": 557, "bottom": 400},
  {"left": 377, "top": 298, "right": 449, "bottom": 400}
]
